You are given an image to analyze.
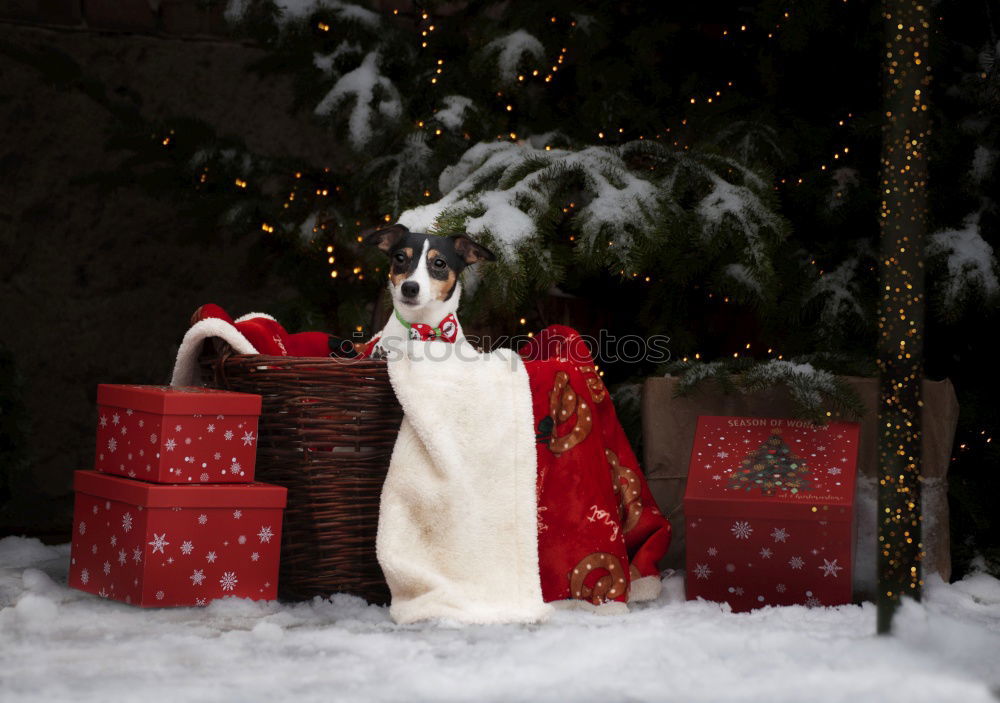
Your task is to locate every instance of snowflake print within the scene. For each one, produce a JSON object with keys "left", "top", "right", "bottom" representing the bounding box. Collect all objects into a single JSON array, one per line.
[
  {"left": 734, "top": 586, "right": 744, "bottom": 595},
  {"left": 118, "top": 549, "right": 126, "bottom": 565},
  {"left": 788, "top": 556, "right": 805, "bottom": 570},
  {"left": 107, "top": 437, "right": 117, "bottom": 453},
  {"left": 190, "top": 569, "right": 206, "bottom": 586},
  {"left": 224, "top": 430, "right": 234, "bottom": 441},
  {"left": 100, "top": 415, "right": 107, "bottom": 428},
  {"left": 138, "top": 419, "right": 144, "bottom": 428},
  {"left": 120, "top": 426, "right": 127, "bottom": 436},
  {"left": 198, "top": 514, "right": 208, "bottom": 525},
  {"left": 175, "top": 424, "right": 182, "bottom": 432},
  {"left": 805, "top": 596, "right": 822, "bottom": 608},
  {"left": 78, "top": 521, "right": 87, "bottom": 535},
  {"left": 148, "top": 532, "right": 169, "bottom": 554},
  {"left": 233, "top": 510, "right": 242, "bottom": 520},
  {"left": 230, "top": 460, "right": 242, "bottom": 474},
  {"left": 110, "top": 535, "right": 117, "bottom": 547},
  {"left": 693, "top": 563, "right": 712, "bottom": 580},
  {"left": 759, "top": 547, "right": 773, "bottom": 559},
  {"left": 200, "top": 473, "right": 209, "bottom": 482},
  {"left": 150, "top": 433, "right": 158, "bottom": 445},
  {"left": 156, "top": 591, "right": 165, "bottom": 601},
  {"left": 92, "top": 505, "right": 98, "bottom": 515},
  {"left": 776, "top": 583, "right": 787, "bottom": 593},
  {"left": 220, "top": 571, "right": 238, "bottom": 591},
  {"left": 730, "top": 521, "right": 753, "bottom": 540},
  {"left": 207, "top": 424, "right": 216, "bottom": 433},
  {"left": 132, "top": 547, "right": 142, "bottom": 563},
  {"left": 91, "top": 544, "right": 98, "bottom": 554},
  {"left": 102, "top": 561, "right": 111, "bottom": 575},
  {"left": 98, "top": 588, "right": 109, "bottom": 599},
  {"left": 818, "top": 558, "right": 843, "bottom": 578},
  {"left": 80, "top": 568, "right": 90, "bottom": 584},
  {"left": 707, "top": 547, "right": 718, "bottom": 556},
  {"left": 196, "top": 598, "right": 207, "bottom": 606},
  {"left": 257, "top": 526, "right": 274, "bottom": 543},
  {"left": 241, "top": 431, "right": 256, "bottom": 446},
  {"left": 817, "top": 445, "right": 827, "bottom": 452},
  {"left": 206, "top": 551, "right": 217, "bottom": 563},
  {"left": 827, "top": 467, "right": 842, "bottom": 475},
  {"left": 165, "top": 438, "right": 177, "bottom": 452},
  {"left": 213, "top": 452, "right": 222, "bottom": 461},
  {"left": 712, "top": 474, "right": 722, "bottom": 481},
  {"left": 716, "top": 451, "right": 729, "bottom": 458},
  {"left": 238, "top": 535, "right": 247, "bottom": 545},
  {"left": 112, "top": 413, "right": 120, "bottom": 425},
  {"left": 126, "top": 408, "right": 133, "bottom": 416},
  {"left": 251, "top": 552, "right": 260, "bottom": 562},
  {"left": 771, "top": 527, "right": 789, "bottom": 543},
  {"left": 122, "top": 512, "right": 133, "bottom": 532},
  {"left": 180, "top": 541, "right": 194, "bottom": 555}
]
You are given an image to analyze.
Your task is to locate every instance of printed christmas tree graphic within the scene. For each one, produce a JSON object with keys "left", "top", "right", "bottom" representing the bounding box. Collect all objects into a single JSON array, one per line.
[{"left": 727, "top": 431, "right": 813, "bottom": 496}]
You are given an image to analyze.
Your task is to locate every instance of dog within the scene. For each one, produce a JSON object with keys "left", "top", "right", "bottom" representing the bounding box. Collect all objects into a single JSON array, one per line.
[{"left": 362, "top": 224, "right": 496, "bottom": 354}]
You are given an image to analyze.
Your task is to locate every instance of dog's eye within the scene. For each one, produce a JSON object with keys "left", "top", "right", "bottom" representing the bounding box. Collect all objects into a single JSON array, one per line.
[
  {"left": 432, "top": 258, "right": 446, "bottom": 269},
  {"left": 393, "top": 252, "right": 406, "bottom": 263}
]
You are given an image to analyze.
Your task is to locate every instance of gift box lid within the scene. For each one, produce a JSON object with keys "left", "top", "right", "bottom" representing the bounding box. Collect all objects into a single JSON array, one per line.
[
  {"left": 684, "top": 416, "right": 860, "bottom": 522},
  {"left": 97, "top": 384, "right": 262, "bottom": 416},
  {"left": 74, "top": 471, "right": 286, "bottom": 509}
]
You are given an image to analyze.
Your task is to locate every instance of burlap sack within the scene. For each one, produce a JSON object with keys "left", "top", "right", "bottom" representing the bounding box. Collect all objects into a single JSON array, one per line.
[{"left": 642, "top": 376, "right": 958, "bottom": 598}]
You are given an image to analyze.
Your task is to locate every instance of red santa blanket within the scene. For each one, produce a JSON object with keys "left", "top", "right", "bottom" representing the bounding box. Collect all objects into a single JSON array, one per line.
[{"left": 519, "top": 325, "right": 671, "bottom": 611}]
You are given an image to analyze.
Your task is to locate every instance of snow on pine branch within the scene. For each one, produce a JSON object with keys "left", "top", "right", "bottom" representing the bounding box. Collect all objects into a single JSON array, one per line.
[
  {"left": 807, "top": 257, "right": 865, "bottom": 327},
  {"left": 398, "top": 141, "right": 658, "bottom": 269},
  {"left": 433, "top": 96, "right": 476, "bottom": 131},
  {"left": 315, "top": 52, "right": 402, "bottom": 150},
  {"left": 928, "top": 213, "right": 1000, "bottom": 308},
  {"left": 226, "top": 0, "right": 380, "bottom": 27},
  {"left": 481, "top": 30, "right": 546, "bottom": 86}
]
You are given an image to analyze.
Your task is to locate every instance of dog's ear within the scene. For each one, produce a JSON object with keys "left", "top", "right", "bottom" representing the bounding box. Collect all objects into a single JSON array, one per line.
[
  {"left": 453, "top": 234, "right": 497, "bottom": 265},
  {"left": 363, "top": 224, "right": 409, "bottom": 253}
]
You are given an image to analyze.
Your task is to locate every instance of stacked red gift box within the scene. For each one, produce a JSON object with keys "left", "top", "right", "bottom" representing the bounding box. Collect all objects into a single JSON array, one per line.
[
  {"left": 684, "top": 416, "right": 861, "bottom": 612},
  {"left": 68, "top": 384, "right": 286, "bottom": 607}
]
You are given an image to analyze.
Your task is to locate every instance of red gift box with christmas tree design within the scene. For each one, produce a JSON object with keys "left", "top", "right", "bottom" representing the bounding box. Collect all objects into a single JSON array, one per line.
[
  {"left": 684, "top": 416, "right": 860, "bottom": 611},
  {"left": 68, "top": 470, "right": 285, "bottom": 607},
  {"left": 95, "top": 384, "right": 262, "bottom": 484}
]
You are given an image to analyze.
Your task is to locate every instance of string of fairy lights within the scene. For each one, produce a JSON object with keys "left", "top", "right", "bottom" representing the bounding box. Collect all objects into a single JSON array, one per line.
[{"left": 875, "top": 0, "right": 930, "bottom": 633}]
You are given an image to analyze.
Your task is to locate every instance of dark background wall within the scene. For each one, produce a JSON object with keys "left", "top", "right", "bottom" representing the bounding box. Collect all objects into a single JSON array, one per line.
[{"left": 0, "top": 4, "right": 347, "bottom": 537}]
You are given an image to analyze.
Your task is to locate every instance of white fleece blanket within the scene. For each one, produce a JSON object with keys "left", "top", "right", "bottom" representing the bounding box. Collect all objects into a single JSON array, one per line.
[{"left": 376, "top": 340, "right": 551, "bottom": 625}]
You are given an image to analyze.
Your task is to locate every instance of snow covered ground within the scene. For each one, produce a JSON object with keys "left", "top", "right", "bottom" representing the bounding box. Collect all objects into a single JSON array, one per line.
[{"left": 2, "top": 536, "right": 999, "bottom": 703}]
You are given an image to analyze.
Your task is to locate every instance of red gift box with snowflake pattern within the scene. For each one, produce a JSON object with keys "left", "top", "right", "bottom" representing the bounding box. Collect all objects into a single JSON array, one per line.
[
  {"left": 684, "top": 416, "right": 860, "bottom": 612},
  {"left": 68, "top": 471, "right": 285, "bottom": 607},
  {"left": 94, "top": 384, "right": 262, "bottom": 484}
]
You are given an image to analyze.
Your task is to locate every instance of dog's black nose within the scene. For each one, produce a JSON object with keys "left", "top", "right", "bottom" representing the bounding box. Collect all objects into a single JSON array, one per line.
[{"left": 401, "top": 281, "right": 420, "bottom": 298}]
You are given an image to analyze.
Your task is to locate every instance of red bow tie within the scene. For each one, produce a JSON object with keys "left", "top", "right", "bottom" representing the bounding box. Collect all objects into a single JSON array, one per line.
[{"left": 397, "top": 311, "right": 459, "bottom": 343}]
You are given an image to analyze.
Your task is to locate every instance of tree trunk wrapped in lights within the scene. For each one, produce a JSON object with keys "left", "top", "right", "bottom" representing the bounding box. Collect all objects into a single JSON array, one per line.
[{"left": 876, "top": 0, "right": 931, "bottom": 634}]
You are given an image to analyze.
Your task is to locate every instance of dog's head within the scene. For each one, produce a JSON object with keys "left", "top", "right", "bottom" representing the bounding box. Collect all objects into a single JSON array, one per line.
[{"left": 364, "top": 224, "right": 496, "bottom": 322}]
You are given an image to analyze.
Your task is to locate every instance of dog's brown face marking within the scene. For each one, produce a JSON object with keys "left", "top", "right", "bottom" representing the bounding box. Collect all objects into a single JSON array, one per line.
[
  {"left": 426, "top": 248, "right": 459, "bottom": 301},
  {"left": 388, "top": 246, "right": 415, "bottom": 287}
]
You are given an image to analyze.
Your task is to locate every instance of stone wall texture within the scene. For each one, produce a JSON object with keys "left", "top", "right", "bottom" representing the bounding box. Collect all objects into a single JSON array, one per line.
[{"left": 0, "top": 13, "right": 347, "bottom": 539}]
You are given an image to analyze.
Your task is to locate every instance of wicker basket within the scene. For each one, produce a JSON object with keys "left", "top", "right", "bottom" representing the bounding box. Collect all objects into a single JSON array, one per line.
[{"left": 199, "top": 341, "right": 402, "bottom": 604}]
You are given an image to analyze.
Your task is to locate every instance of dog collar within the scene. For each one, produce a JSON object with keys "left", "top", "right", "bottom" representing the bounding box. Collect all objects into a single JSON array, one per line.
[{"left": 394, "top": 309, "right": 459, "bottom": 343}]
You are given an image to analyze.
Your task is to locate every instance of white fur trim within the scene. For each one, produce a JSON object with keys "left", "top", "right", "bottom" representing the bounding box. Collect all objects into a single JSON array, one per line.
[
  {"left": 628, "top": 575, "right": 662, "bottom": 603},
  {"left": 233, "top": 311, "right": 277, "bottom": 324},
  {"left": 376, "top": 340, "right": 550, "bottom": 625},
  {"left": 549, "top": 599, "right": 630, "bottom": 616},
  {"left": 169, "top": 318, "right": 258, "bottom": 387}
]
